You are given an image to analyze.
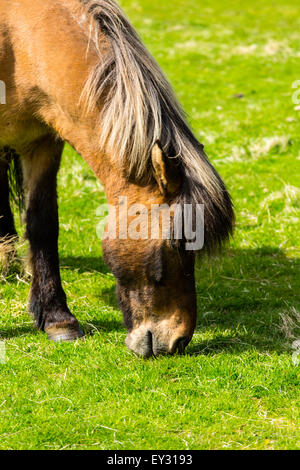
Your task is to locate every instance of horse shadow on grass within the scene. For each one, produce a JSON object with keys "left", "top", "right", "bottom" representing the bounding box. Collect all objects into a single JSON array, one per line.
[
  {"left": 189, "top": 246, "right": 300, "bottom": 355},
  {"left": 0, "top": 324, "right": 39, "bottom": 339}
]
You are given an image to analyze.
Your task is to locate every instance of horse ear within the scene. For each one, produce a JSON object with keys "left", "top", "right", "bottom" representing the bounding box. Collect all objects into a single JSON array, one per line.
[{"left": 151, "top": 143, "right": 181, "bottom": 196}]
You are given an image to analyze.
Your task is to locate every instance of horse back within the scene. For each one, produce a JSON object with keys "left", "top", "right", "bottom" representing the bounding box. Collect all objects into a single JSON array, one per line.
[{"left": 0, "top": 0, "right": 99, "bottom": 151}]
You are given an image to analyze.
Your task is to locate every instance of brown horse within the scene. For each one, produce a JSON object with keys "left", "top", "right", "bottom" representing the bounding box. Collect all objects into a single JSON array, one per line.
[{"left": 0, "top": 0, "right": 234, "bottom": 357}]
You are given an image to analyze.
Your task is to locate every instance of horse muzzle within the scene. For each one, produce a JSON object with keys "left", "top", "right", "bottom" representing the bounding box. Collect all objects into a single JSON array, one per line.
[{"left": 125, "top": 323, "right": 192, "bottom": 358}]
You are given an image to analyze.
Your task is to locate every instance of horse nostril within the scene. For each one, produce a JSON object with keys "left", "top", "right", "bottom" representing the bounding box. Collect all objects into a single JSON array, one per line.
[
  {"left": 125, "top": 329, "right": 153, "bottom": 358},
  {"left": 138, "top": 330, "right": 153, "bottom": 358},
  {"left": 172, "top": 336, "right": 189, "bottom": 354},
  {"left": 145, "top": 330, "right": 153, "bottom": 357}
]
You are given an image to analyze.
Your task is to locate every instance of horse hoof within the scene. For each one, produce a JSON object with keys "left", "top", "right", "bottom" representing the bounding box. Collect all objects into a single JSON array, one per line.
[{"left": 45, "top": 322, "right": 85, "bottom": 343}]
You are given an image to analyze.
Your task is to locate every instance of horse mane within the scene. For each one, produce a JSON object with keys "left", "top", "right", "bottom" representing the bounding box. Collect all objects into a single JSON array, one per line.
[{"left": 80, "top": 0, "right": 234, "bottom": 252}]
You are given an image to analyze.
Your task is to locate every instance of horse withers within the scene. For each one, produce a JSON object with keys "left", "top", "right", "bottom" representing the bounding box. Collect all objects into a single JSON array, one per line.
[{"left": 0, "top": 0, "right": 234, "bottom": 356}]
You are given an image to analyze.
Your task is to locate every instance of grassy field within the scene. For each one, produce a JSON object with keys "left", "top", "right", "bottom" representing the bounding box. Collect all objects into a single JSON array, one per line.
[{"left": 1, "top": 0, "right": 300, "bottom": 450}]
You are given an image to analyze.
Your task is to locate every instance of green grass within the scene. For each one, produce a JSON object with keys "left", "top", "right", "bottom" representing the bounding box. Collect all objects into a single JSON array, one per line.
[{"left": 1, "top": 0, "right": 300, "bottom": 450}]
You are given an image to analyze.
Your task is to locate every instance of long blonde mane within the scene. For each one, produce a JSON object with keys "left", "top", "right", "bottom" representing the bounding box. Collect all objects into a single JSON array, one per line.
[{"left": 80, "top": 0, "right": 234, "bottom": 251}]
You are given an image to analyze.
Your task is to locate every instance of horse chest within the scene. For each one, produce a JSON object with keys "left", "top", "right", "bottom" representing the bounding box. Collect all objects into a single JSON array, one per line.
[{"left": 0, "top": 106, "right": 48, "bottom": 152}]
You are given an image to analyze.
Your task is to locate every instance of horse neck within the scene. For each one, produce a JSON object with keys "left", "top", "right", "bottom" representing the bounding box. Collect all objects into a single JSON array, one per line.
[{"left": 6, "top": 0, "right": 158, "bottom": 199}]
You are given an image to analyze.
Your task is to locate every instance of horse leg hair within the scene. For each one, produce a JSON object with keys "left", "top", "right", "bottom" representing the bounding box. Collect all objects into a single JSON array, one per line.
[
  {"left": 22, "top": 135, "right": 83, "bottom": 341},
  {"left": 0, "top": 152, "right": 17, "bottom": 240}
]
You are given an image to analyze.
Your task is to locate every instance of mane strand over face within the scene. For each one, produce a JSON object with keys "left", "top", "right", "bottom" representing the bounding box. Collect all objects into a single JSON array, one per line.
[{"left": 80, "top": 0, "right": 235, "bottom": 253}]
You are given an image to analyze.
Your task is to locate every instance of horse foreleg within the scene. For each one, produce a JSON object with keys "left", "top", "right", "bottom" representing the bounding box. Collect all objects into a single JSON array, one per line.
[
  {"left": 22, "top": 136, "right": 84, "bottom": 342},
  {"left": 0, "top": 155, "right": 18, "bottom": 271}
]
